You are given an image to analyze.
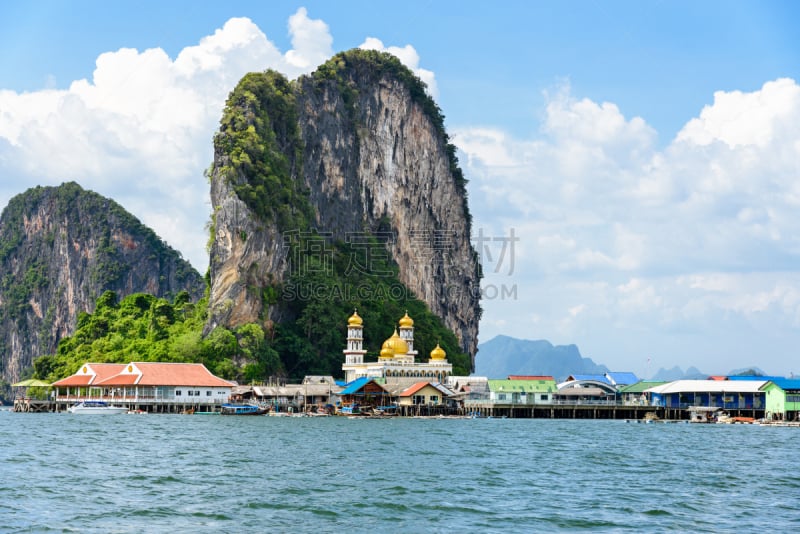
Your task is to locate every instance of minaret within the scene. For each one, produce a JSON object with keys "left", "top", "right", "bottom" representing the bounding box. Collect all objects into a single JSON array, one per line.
[
  {"left": 343, "top": 309, "right": 367, "bottom": 365},
  {"left": 398, "top": 311, "right": 417, "bottom": 361}
]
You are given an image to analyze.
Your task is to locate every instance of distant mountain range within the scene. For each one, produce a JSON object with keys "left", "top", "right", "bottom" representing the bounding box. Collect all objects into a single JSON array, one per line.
[
  {"left": 476, "top": 335, "right": 768, "bottom": 381},
  {"left": 649, "top": 366, "right": 706, "bottom": 381},
  {"left": 475, "top": 335, "right": 609, "bottom": 382}
]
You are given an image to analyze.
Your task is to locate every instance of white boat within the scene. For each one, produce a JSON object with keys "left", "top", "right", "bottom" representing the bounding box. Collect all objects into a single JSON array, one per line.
[
  {"left": 68, "top": 401, "right": 128, "bottom": 414},
  {"left": 687, "top": 406, "right": 723, "bottom": 423}
]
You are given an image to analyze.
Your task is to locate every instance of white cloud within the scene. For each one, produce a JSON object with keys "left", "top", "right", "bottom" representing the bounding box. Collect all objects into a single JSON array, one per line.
[
  {"left": 568, "top": 303, "right": 586, "bottom": 317},
  {"left": 462, "top": 78, "right": 800, "bottom": 376},
  {"left": 676, "top": 78, "right": 800, "bottom": 148},
  {"left": 284, "top": 7, "right": 334, "bottom": 71},
  {"left": 358, "top": 37, "right": 438, "bottom": 98},
  {"left": 0, "top": 10, "right": 436, "bottom": 273}
]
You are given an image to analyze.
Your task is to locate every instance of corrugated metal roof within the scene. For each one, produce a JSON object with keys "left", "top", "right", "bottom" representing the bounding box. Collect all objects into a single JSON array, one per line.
[
  {"left": 507, "top": 375, "right": 555, "bottom": 381},
  {"left": 567, "top": 374, "right": 611, "bottom": 384},
  {"left": 338, "top": 377, "right": 372, "bottom": 395},
  {"left": 95, "top": 362, "right": 234, "bottom": 387},
  {"left": 764, "top": 378, "right": 800, "bottom": 391},
  {"left": 399, "top": 382, "right": 432, "bottom": 397},
  {"left": 556, "top": 386, "right": 612, "bottom": 397},
  {"left": 646, "top": 380, "right": 767, "bottom": 394},
  {"left": 302, "top": 375, "right": 336, "bottom": 385},
  {"left": 619, "top": 380, "right": 668, "bottom": 393},
  {"left": 727, "top": 375, "right": 784, "bottom": 381},
  {"left": 51, "top": 363, "right": 127, "bottom": 387},
  {"left": 51, "top": 375, "right": 94, "bottom": 387},
  {"left": 619, "top": 381, "right": 668, "bottom": 393},
  {"left": 605, "top": 372, "right": 638, "bottom": 386},
  {"left": 488, "top": 379, "right": 557, "bottom": 393},
  {"left": 398, "top": 381, "right": 452, "bottom": 397},
  {"left": 253, "top": 386, "right": 291, "bottom": 396},
  {"left": 97, "top": 374, "right": 138, "bottom": 386}
]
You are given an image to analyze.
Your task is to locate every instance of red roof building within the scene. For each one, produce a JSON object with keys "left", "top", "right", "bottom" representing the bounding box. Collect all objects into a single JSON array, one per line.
[
  {"left": 51, "top": 363, "right": 127, "bottom": 388},
  {"left": 397, "top": 381, "right": 452, "bottom": 406},
  {"left": 52, "top": 362, "right": 235, "bottom": 412},
  {"left": 94, "top": 362, "right": 235, "bottom": 388}
]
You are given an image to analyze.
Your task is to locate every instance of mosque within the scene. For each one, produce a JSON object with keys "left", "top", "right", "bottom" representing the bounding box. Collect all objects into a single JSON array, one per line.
[{"left": 342, "top": 310, "right": 452, "bottom": 385}]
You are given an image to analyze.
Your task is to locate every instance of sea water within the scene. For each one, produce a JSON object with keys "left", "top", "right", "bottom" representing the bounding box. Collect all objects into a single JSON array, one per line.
[{"left": 1, "top": 410, "right": 799, "bottom": 532}]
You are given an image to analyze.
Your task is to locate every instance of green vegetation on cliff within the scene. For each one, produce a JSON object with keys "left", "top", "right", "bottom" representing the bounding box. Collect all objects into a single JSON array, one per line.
[
  {"left": 215, "top": 70, "right": 313, "bottom": 232},
  {"left": 33, "top": 291, "right": 280, "bottom": 384},
  {"left": 1, "top": 182, "right": 206, "bottom": 395},
  {"left": 33, "top": 260, "right": 468, "bottom": 384},
  {"left": 276, "top": 233, "right": 470, "bottom": 377}
]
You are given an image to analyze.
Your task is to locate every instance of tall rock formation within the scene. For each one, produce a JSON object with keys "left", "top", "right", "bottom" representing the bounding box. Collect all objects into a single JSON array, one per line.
[
  {"left": 0, "top": 182, "right": 205, "bottom": 383},
  {"left": 207, "top": 50, "right": 481, "bottom": 368}
]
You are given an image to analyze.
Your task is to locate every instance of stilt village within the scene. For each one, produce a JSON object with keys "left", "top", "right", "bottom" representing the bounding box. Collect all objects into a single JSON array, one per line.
[{"left": 10, "top": 310, "right": 800, "bottom": 425}]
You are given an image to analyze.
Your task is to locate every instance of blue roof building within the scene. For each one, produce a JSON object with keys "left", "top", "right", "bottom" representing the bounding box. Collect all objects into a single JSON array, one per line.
[{"left": 605, "top": 372, "right": 638, "bottom": 387}]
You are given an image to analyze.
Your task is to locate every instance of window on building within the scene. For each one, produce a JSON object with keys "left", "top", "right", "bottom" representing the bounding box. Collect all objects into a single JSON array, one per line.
[
  {"left": 430, "top": 395, "right": 439, "bottom": 404},
  {"left": 195, "top": 390, "right": 200, "bottom": 396},
  {"left": 188, "top": 390, "right": 194, "bottom": 396},
  {"left": 206, "top": 391, "right": 212, "bottom": 396},
  {"left": 413, "top": 395, "right": 425, "bottom": 405},
  {"left": 498, "top": 393, "right": 507, "bottom": 401},
  {"left": 175, "top": 390, "right": 182, "bottom": 396},
  {"left": 541, "top": 394, "right": 549, "bottom": 401}
]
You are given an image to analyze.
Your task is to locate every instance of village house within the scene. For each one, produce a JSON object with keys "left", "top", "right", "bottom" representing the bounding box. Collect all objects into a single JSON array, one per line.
[
  {"left": 231, "top": 377, "right": 341, "bottom": 413},
  {"left": 761, "top": 378, "right": 800, "bottom": 421},
  {"left": 51, "top": 362, "right": 234, "bottom": 413},
  {"left": 645, "top": 379, "right": 767, "bottom": 410},
  {"left": 487, "top": 377, "right": 558, "bottom": 404},
  {"left": 396, "top": 381, "right": 452, "bottom": 407},
  {"left": 618, "top": 381, "right": 668, "bottom": 405}
]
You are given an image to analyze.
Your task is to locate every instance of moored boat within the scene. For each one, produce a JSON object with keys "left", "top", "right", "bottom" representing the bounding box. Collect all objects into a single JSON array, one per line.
[
  {"left": 338, "top": 403, "right": 362, "bottom": 416},
  {"left": 68, "top": 401, "right": 127, "bottom": 414},
  {"left": 687, "top": 406, "right": 722, "bottom": 423},
  {"left": 220, "top": 403, "right": 268, "bottom": 415}
]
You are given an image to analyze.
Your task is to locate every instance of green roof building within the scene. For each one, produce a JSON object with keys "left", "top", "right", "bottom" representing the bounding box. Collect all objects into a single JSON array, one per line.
[
  {"left": 487, "top": 378, "right": 557, "bottom": 404},
  {"left": 761, "top": 379, "right": 800, "bottom": 421},
  {"left": 618, "top": 380, "right": 668, "bottom": 405}
]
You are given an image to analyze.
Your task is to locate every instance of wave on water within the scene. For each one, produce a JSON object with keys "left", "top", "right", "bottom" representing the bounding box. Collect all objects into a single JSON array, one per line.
[{"left": 2, "top": 413, "right": 799, "bottom": 532}]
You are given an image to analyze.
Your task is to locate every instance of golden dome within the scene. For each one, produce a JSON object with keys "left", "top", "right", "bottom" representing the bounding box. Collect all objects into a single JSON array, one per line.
[
  {"left": 380, "top": 346, "right": 395, "bottom": 359},
  {"left": 347, "top": 310, "right": 363, "bottom": 327},
  {"left": 430, "top": 343, "right": 446, "bottom": 360},
  {"left": 398, "top": 311, "right": 414, "bottom": 328},
  {"left": 382, "top": 329, "right": 409, "bottom": 357}
]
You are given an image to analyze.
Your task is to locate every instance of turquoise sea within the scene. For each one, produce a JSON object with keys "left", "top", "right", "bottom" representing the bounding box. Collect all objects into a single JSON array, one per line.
[{"left": 1, "top": 410, "right": 799, "bottom": 533}]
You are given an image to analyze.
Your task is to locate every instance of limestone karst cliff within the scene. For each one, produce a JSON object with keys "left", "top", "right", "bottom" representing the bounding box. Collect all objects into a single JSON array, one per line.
[
  {"left": 207, "top": 49, "right": 481, "bottom": 370},
  {"left": 0, "top": 182, "right": 205, "bottom": 383}
]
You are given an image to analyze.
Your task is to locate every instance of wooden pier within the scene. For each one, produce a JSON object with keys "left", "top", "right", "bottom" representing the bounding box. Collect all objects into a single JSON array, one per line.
[
  {"left": 13, "top": 397, "right": 52, "bottom": 413},
  {"left": 12, "top": 397, "right": 225, "bottom": 414},
  {"left": 12, "top": 396, "right": 766, "bottom": 421},
  {"left": 463, "top": 402, "right": 765, "bottom": 421}
]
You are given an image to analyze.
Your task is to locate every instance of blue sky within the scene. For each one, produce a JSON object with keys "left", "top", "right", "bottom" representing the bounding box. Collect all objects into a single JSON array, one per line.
[{"left": 1, "top": 1, "right": 799, "bottom": 377}]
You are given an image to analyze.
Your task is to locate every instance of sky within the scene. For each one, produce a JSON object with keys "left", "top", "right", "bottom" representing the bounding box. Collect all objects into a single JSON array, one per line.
[{"left": 1, "top": 1, "right": 799, "bottom": 378}]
